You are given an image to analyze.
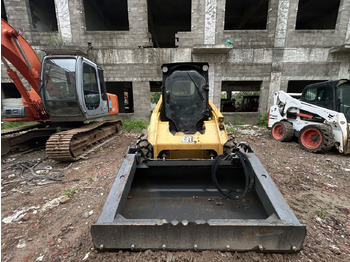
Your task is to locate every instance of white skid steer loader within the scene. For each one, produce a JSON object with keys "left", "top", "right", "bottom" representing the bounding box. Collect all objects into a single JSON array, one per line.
[{"left": 268, "top": 80, "right": 350, "bottom": 154}]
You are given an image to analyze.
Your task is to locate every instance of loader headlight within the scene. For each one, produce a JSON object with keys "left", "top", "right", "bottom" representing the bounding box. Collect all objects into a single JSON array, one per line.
[
  {"left": 162, "top": 66, "right": 168, "bottom": 73},
  {"left": 202, "top": 65, "right": 209, "bottom": 71}
]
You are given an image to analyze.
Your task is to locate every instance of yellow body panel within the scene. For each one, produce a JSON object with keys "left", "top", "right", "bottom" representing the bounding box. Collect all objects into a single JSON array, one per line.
[{"left": 148, "top": 96, "right": 228, "bottom": 159}]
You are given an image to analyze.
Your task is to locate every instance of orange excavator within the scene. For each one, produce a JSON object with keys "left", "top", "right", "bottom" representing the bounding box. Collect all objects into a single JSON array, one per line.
[{"left": 1, "top": 19, "right": 121, "bottom": 160}]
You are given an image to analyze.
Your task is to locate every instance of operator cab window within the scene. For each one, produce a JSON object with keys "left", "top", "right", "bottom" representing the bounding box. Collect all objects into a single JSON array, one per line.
[
  {"left": 42, "top": 58, "right": 81, "bottom": 117},
  {"left": 163, "top": 70, "right": 208, "bottom": 133},
  {"left": 172, "top": 80, "right": 196, "bottom": 97},
  {"left": 301, "top": 85, "right": 334, "bottom": 110},
  {"left": 337, "top": 83, "right": 350, "bottom": 122},
  {"left": 83, "top": 63, "right": 100, "bottom": 110},
  {"left": 44, "top": 59, "right": 76, "bottom": 100}
]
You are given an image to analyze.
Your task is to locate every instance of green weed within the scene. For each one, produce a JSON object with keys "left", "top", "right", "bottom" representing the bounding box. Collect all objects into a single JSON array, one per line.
[
  {"left": 1, "top": 122, "right": 35, "bottom": 130},
  {"left": 64, "top": 187, "right": 76, "bottom": 198},
  {"left": 225, "top": 123, "right": 238, "bottom": 135},
  {"left": 258, "top": 114, "right": 268, "bottom": 127},
  {"left": 122, "top": 119, "right": 149, "bottom": 132},
  {"left": 316, "top": 208, "right": 327, "bottom": 219}
]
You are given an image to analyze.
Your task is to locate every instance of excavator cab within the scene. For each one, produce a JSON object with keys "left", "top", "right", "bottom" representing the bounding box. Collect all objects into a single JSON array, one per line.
[{"left": 41, "top": 55, "right": 118, "bottom": 122}]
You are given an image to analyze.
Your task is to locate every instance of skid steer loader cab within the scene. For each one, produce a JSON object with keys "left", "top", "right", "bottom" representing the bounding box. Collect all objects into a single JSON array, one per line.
[
  {"left": 336, "top": 80, "right": 350, "bottom": 122},
  {"left": 300, "top": 79, "right": 350, "bottom": 121},
  {"left": 41, "top": 55, "right": 113, "bottom": 122},
  {"left": 161, "top": 63, "right": 209, "bottom": 134}
]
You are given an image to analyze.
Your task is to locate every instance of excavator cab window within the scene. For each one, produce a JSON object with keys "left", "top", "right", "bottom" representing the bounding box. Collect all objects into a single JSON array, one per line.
[
  {"left": 98, "top": 68, "right": 108, "bottom": 101},
  {"left": 83, "top": 63, "right": 100, "bottom": 110},
  {"left": 43, "top": 59, "right": 76, "bottom": 99},
  {"left": 41, "top": 57, "right": 82, "bottom": 117}
]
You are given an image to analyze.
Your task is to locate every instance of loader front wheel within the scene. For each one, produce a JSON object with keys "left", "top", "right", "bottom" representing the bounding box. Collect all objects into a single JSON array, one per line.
[
  {"left": 271, "top": 121, "right": 294, "bottom": 142},
  {"left": 136, "top": 136, "right": 154, "bottom": 161},
  {"left": 223, "top": 134, "right": 237, "bottom": 155},
  {"left": 299, "top": 125, "right": 334, "bottom": 153}
]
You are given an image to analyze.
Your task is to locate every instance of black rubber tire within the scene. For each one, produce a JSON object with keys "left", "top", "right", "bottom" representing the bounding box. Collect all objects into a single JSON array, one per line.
[
  {"left": 298, "top": 125, "right": 334, "bottom": 153},
  {"left": 223, "top": 134, "right": 237, "bottom": 155},
  {"left": 271, "top": 121, "right": 294, "bottom": 142},
  {"left": 136, "top": 134, "right": 154, "bottom": 160}
]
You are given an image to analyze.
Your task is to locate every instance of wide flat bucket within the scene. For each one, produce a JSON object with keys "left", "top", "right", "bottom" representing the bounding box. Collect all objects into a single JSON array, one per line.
[{"left": 91, "top": 151, "right": 306, "bottom": 252}]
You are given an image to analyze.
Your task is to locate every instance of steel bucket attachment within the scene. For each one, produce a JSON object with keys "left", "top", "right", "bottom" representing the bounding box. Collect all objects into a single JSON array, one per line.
[{"left": 91, "top": 148, "right": 306, "bottom": 252}]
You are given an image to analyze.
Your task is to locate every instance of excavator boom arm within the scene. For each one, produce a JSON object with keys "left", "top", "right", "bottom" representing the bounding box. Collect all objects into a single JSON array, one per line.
[
  {"left": 1, "top": 19, "right": 41, "bottom": 91},
  {"left": 1, "top": 18, "right": 47, "bottom": 121}
]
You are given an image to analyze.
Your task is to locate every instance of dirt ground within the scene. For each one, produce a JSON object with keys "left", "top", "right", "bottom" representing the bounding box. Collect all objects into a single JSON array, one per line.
[{"left": 1, "top": 127, "right": 350, "bottom": 262}]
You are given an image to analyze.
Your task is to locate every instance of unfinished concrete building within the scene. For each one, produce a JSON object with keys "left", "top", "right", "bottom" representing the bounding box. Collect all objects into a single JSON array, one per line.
[{"left": 2, "top": 0, "right": 350, "bottom": 123}]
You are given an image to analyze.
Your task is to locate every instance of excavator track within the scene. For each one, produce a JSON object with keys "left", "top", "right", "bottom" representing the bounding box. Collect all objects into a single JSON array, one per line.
[
  {"left": 1, "top": 123, "right": 57, "bottom": 156},
  {"left": 46, "top": 120, "right": 122, "bottom": 161}
]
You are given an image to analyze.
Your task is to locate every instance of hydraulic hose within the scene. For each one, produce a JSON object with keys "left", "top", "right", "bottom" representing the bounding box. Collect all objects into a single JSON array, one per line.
[{"left": 211, "top": 145, "right": 255, "bottom": 200}]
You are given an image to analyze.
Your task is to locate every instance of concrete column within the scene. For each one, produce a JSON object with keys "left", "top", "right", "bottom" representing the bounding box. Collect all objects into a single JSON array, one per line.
[
  {"left": 212, "top": 80, "right": 222, "bottom": 110},
  {"left": 345, "top": 8, "right": 350, "bottom": 42},
  {"left": 128, "top": 0, "right": 151, "bottom": 47},
  {"left": 338, "top": 58, "right": 350, "bottom": 79},
  {"left": 132, "top": 81, "right": 151, "bottom": 121},
  {"left": 259, "top": 80, "right": 270, "bottom": 114},
  {"left": 274, "top": 0, "right": 290, "bottom": 48},
  {"left": 268, "top": 0, "right": 290, "bottom": 108},
  {"left": 208, "top": 64, "right": 215, "bottom": 102},
  {"left": 204, "top": 0, "right": 217, "bottom": 45},
  {"left": 268, "top": 72, "right": 282, "bottom": 107},
  {"left": 55, "top": 0, "right": 72, "bottom": 44},
  {"left": 341, "top": 17, "right": 350, "bottom": 78},
  {"left": 210, "top": 65, "right": 221, "bottom": 109}
]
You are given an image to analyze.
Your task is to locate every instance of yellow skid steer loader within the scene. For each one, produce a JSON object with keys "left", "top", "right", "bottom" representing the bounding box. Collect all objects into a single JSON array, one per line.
[{"left": 91, "top": 63, "right": 306, "bottom": 252}]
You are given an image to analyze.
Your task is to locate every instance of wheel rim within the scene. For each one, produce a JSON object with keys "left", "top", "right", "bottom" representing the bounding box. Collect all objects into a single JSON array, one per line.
[
  {"left": 300, "top": 128, "right": 322, "bottom": 149},
  {"left": 272, "top": 123, "right": 285, "bottom": 140}
]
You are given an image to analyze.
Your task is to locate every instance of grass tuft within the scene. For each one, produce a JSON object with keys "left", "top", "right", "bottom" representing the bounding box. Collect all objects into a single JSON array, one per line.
[
  {"left": 64, "top": 187, "right": 76, "bottom": 198},
  {"left": 1, "top": 122, "right": 35, "bottom": 130},
  {"left": 122, "top": 119, "right": 149, "bottom": 133},
  {"left": 257, "top": 114, "right": 268, "bottom": 127}
]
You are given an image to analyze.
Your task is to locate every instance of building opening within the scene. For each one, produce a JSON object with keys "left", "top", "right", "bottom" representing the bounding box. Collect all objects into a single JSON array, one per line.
[
  {"left": 221, "top": 81, "right": 261, "bottom": 112},
  {"left": 1, "top": 83, "right": 21, "bottom": 98},
  {"left": 2, "top": 0, "right": 7, "bottom": 21},
  {"left": 150, "top": 81, "right": 162, "bottom": 109},
  {"left": 106, "top": 82, "right": 133, "bottom": 113},
  {"left": 147, "top": 0, "right": 191, "bottom": 48},
  {"left": 296, "top": 0, "right": 340, "bottom": 30},
  {"left": 1, "top": 83, "right": 22, "bottom": 116},
  {"left": 287, "top": 80, "right": 327, "bottom": 93},
  {"left": 83, "top": 0, "right": 129, "bottom": 31},
  {"left": 28, "top": 0, "right": 58, "bottom": 32},
  {"left": 224, "top": 0, "right": 269, "bottom": 30}
]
